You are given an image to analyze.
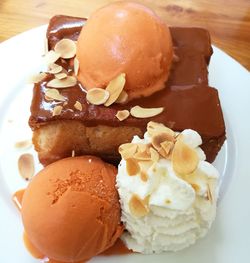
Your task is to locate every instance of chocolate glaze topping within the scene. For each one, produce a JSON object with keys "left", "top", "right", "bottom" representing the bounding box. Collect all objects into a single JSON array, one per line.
[{"left": 29, "top": 15, "right": 226, "bottom": 162}]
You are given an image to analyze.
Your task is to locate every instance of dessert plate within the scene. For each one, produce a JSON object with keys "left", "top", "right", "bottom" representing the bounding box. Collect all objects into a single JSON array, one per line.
[{"left": 0, "top": 26, "right": 249, "bottom": 263}]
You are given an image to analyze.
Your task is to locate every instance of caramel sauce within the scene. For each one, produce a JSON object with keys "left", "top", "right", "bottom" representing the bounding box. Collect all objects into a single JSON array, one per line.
[
  {"left": 47, "top": 259, "right": 85, "bottom": 263},
  {"left": 23, "top": 232, "right": 44, "bottom": 259},
  {"left": 23, "top": 231, "right": 130, "bottom": 263},
  {"left": 101, "top": 238, "right": 132, "bottom": 255},
  {"left": 12, "top": 189, "right": 25, "bottom": 210},
  {"left": 13, "top": 189, "right": 131, "bottom": 262}
]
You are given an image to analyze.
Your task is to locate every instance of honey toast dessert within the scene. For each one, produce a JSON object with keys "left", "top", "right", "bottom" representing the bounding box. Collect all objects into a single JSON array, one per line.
[{"left": 29, "top": 12, "right": 225, "bottom": 166}]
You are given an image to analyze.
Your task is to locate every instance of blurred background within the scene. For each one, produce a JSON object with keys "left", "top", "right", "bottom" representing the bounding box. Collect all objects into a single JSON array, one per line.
[{"left": 0, "top": 0, "right": 249, "bottom": 70}]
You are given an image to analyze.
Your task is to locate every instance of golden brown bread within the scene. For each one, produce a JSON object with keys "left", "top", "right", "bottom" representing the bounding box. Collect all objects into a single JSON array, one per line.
[{"left": 33, "top": 120, "right": 142, "bottom": 166}]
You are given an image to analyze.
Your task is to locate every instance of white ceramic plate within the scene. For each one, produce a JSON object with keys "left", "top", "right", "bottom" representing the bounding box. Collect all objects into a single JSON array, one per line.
[{"left": 0, "top": 26, "right": 249, "bottom": 263}]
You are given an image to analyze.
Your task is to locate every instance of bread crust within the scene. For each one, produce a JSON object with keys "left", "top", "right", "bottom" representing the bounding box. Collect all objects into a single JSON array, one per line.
[{"left": 33, "top": 120, "right": 142, "bottom": 166}]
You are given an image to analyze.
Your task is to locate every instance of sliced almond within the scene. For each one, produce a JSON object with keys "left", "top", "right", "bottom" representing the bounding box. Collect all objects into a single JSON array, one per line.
[
  {"left": 15, "top": 140, "right": 32, "bottom": 149},
  {"left": 45, "top": 95, "right": 54, "bottom": 101},
  {"left": 44, "top": 37, "right": 49, "bottom": 55},
  {"left": 159, "top": 141, "right": 174, "bottom": 158},
  {"left": 45, "top": 89, "right": 66, "bottom": 101},
  {"left": 74, "top": 57, "right": 79, "bottom": 76},
  {"left": 48, "top": 63, "right": 63, "bottom": 74},
  {"left": 136, "top": 144, "right": 147, "bottom": 152},
  {"left": 150, "top": 147, "right": 159, "bottom": 162},
  {"left": 52, "top": 105, "right": 63, "bottom": 116},
  {"left": 18, "top": 153, "right": 35, "bottom": 181},
  {"left": 140, "top": 171, "right": 148, "bottom": 182},
  {"left": 153, "top": 132, "right": 175, "bottom": 147},
  {"left": 129, "top": 195, "right": 149, "bottom": 217},
  {"left": 134, "top": 145, "right": 151, "bottom": 161},
  {"left": 72, "top": 150, "right": 75, "bottom": 157},
  {"left": 172, "top": 139, "right": 199, "bottom": 175},
  {"left": 126, "top": 158, "right": 140, "bottom": 176},
  {"left": 119, "top": 143, "right": 138, "bottom": 160},
  {"left": 104, "top": 73, "right": 126, "bottom": 107},
  {"left": 55, "top": 72, "right": 67, "bottom": 80},
  {"left": 165, "top": 199, "right": 172, "bottom": 204},
  {"left": 47, "top": 76, "right": 77, "bottom": 88},
  {"left": 54, "top": 39, "right": 76, "bottom": 59},
  {"left": 191, "top": 183, "right": 200, "bottom": 192},
  {"left": 74, "top": 101, "right": 82, "bottom": 111},
  {"left": 28, "top": 72, "right": 47, "bottom": 84},
  {"left": 44, "top": 50, "right": 61, "bottom": 65},
  {"left": 130, "top": 106, "right": 164, "bottom": 118},
  {"left": 147, "top": 121, "right": 175, "bottom": 137},
  {"left": 86, "top": 88, "right": 109, "bottom": 105},
  {"left": 115, "top": 110, "right": 130, "bottom": 121},
  {"left": 206, "top": 183, "right": 213, "bottom": 203},
  {"left": 116, "top": 90, "right": 128, "bottom": 104}
]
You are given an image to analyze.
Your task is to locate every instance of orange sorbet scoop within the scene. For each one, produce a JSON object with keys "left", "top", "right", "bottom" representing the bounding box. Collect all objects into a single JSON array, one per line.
[
  {"left": 21, "top": 156, "right": 123, "bottom": 262},
  {"left": 76, "top": 1, "right": 173, "bottom": 101}
]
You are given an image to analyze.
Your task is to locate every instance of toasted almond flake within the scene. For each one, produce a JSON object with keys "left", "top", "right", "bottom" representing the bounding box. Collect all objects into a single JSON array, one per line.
[
  {"left": 206, "top": 183, "right": 213, "bottom": 203},
  {"left": 63, "top": 101, "right": 68, "bottom": 106},
  {"left": 129, "top": 195, "right": 149, "bottom": 217},
  {"left": 104, "top": 73, "right": 126, "bottom": 106},
  {"left": 137, "top": 144, "right": 147, "bottom": 152},
  {"left": 138, "top": 160, "right": 154, "bottom": 171},
  {"left": 147, "top": 121, "right": 175, "bottom": 137},
  {"left": 150, "top": 147, "right": 159, "bottom": 162},
  {"left": 134, "top": 146, "right": 151, "bottom": 161},
  {"left": 119, "top": 143, "right": 138, "bottom": 159},
  {"left": 172, "top": 139, "right": 199, "bottom": 175},
  {"left": 140, "top": 171, "right": 148, "bottom": 182},
  {"left": 45, "top": 89, "right": 66, "bottom": 101},
  {"left": 115, "top": 110, "right": 130, "bottom": 121},
  {"left": 44, "top": 50, "right": 61, "bottom": 65},
  {"left": 44, "top": 37, "right": 49, "bottom": 55},
  {"left": 72, "top": 150, "right": 75, "bottom": 157},
  {"left": 52, "top": 105, "right": 63, "bottom": 116},
  {"left": 160, "top": 141, "right": 174, "bottom": 155},
  {"left": 45, "top": 95, "right": 54, "bottom": 101},
  {"left": 86, "top": 88, "right": 109, "bottom": 105},
  {"left": 159, "top": 141, "right": 174, "bottom": 158},
  {"left": 74, "top": 57, "right": 79, "bottom": 76},
  {"left": 55, "top": 72, "right": 68, "bottom": 79},
  {"left": 18, "top": 153, "right": 35, "bottom": 180},
  {"left": 48, "top": 64, "right": 63, "bottom": 74},
  {"left": 74, "top": 101, "right": 82, "bottom": 111},
  {"left": 47, "top": 76, "right": 77, "bottom": 88},
  {"left": 54, "top": 39, "right": 76, "bottom": 59},
  {"left": 28, "top": 72, "right": 47, "bottom": 84},
  {"left": 116, "top": 90, "right": 128, "bottom": 104},
  {"left": 152, "top": 133, "right": 175, "bottom": 152},
  {"left": 126, "top": 158, "right": 140, "bottom": 176},
  {"left": 191, "top": 183, "right": 200, "bottom": 192},
  {"left": 15, "top": 140, "right": 32, "bottom": 149},
  {"left": 130, "top": 106, "right": 164, "bottom": 118},
  {"left": 165, "top": 199, "right": 172, "bottom": 204}
]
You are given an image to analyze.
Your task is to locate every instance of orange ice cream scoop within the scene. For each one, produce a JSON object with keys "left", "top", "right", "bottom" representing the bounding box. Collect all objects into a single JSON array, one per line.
[
  {"left": 21, "top": 156, "right": 123, "bottom": 262},
  {"left": 76, "top": 1, "right": 173, "bottom": 101}
]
